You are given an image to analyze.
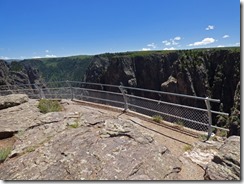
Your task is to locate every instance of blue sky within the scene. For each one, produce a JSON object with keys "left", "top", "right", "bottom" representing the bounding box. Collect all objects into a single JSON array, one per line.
[{"left": 0, "top": 0, "right": 240, "bottom": 59}]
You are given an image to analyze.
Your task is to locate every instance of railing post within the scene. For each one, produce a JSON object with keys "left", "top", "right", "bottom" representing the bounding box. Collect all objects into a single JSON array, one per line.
[
  {"left": 205, "top": 97, "right": 212, "bottom": 140},
  {"left": 66, "top": 80, "right": 73, "bottom": 100},
  {"left": 119, "top": 85, "right": 128, "bottom": 112}
]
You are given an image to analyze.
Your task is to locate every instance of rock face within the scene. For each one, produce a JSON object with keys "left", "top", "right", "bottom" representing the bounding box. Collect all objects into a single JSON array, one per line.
[
  {"left": 182, "top": 136, "right": 240, "bottom": 180},
  {"left": 0, "top": 60, "right": 11, "bottom": 85},
  {"left": 228, "top": 81, "right": 240, "bottom": 136},
  {"left": 204, "top": 136, "right": 240, "bottom": 180},
  {"left": 84, "top": 49, "right": 240, "bottom": 132},
  {"left": 0, "top": 60, "right": 45, "bottom": 96},
  {"left": 0, "top": 99, "right": 182, "bottom": 180},
  {"left": 183, "top": 140, "right": 223, "bottom": 169},
  {"left": 0, "top": 94, "right": 28, "bottom": 110}
]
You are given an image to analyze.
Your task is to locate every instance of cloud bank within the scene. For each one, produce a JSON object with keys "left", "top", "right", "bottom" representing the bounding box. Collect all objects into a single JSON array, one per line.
[{"left": 188, "top": 37, "right": 215, "bottom": 46}]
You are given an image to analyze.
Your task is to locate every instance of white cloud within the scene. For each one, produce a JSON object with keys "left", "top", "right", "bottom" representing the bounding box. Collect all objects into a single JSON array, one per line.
[
  {"left": 206, "top": 25, "right": 215, "bottom": 30},
  {"left": 45, "top": 50, "right": 49, "bottom": 53},
  {"left": 174, "top": 36, "right": 181, "bottom": 41},
  {"left": 162, "top": 40, "right": 171, "bottom": 45},
  {"left": 222, "top": 35, "right": 230, "bottom": 39},
  {"left": 163, "top": 47, "right": 175, "bottom": 50},
  {"left": 147, "top": 43, "right": 157, "bottom": 49},
  {"left": 235, "top": 42, "right": 240, "bottom": 46},
  {"left": 0, "top": 56, "right": 9, "bottom": 60},
  {"left": 142, "top": 48, "right": 151, "bottom": 51},
  {"left": 188, "top": 37, "right": 216, "bottom": 46},
  {"left": 33, "top": 56, "right": 41, "bottom": 59},
  {"left": 45, "top": 54, "right": 57, "bottom": 58},
  {"left": 171, "top": 39, "right": 179, "bottom": 45},
  {"left": 163, "top": 36, "right": 181, "bottom": 46},
  {"left": 217, "top": 45, "right": 225, "bottom": 48},
  {"left": 165, "top": 42, "right": 171, "bottom": 46}
]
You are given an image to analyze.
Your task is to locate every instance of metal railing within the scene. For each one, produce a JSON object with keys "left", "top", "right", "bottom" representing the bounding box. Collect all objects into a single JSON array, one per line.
[{"left": 0, "top": 81, "right": 229, "bottom": 139}]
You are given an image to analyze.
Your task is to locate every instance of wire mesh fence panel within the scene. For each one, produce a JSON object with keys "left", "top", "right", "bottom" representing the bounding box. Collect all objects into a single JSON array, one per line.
[
  {"left": 127, "top": 94, "right": 209, "bottom": 132},
  {"left": 45, "top": 81, "right": 70, "bottom": 88},
  {"left": 72, "top": 88, "right": 125, "bottom": 108},
  {"left": 0, "top": 82, "right": 229, "bottom": 134},
  {"left": 42, "top": 88, "right": 72, "bottom": 99},
  {"left": 0, "top": 89, "right": 40, "bottom": 99},
  {"left": 18, "top": 89, "right": 40, "bottom": 99}
]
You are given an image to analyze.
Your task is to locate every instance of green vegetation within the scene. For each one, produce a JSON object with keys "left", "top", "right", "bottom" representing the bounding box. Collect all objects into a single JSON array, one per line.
[
  {"left": 215, "top": 129, "right": 228, "bottom": 137},
  {"left": 198, "top": 134, "right": 208, "bottom": 141},
  {"left": 212, "top": 136, "right": 218, "bottom": 141},
  {"left": 175, "top": 121, "right": 184, "bottom": 128},
  {"left": 38, "top": 99, "right": 62, "bottom": 113},
  {"left": 0, "top": 147, "right": 12, "bottom": 163},
  {"left": 20, "top": 55, "right": 92, "bottom": 82},
  {"left": 68, "top": 120, "right": 79, "bottom": 128},
  {"left": 152, "top": 115, "right": 163, "bottom": 123},
  {"left": 183, "top": 145, "right": 193, "bottom": 152},
  {"left": 9, "top": 61, "right": 24, "bottom": 72},
  {"left": 25, "top": 146, "right": 35, "bottom": 153}
]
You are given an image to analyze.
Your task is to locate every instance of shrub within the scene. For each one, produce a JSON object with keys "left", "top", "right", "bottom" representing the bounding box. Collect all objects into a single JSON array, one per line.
[
  {"left": 212, "top": 136, "right": 218, "bottom": 141},
  {"left": 183, "top": 145, "right": 193, "bottom": 152},
  {"left": 198, "top": 134, "right": 208, "bottom": 141},
  {"left": 152, "top": 115, "right": 163, "bottom": 123},
  {"left": 176, "top": 121, "right": 184, "bottom": 126},
  {"left": 174, "top": 121, "right": 184, "bottom": 129},
  {"left": 38, "top": 99, "right": 62, "bottom": 113},
  {"left": 26, "top": 146, "right": 35, "bottom": 153},
  {"left": 0, "top": 147, "right": 12, "bottom": 163},
  {"left": 68, "top": 120, "right": 79, "bottom": 128},
  {"left": 216, "top": 129, "right": 227, "bottom": 137}
]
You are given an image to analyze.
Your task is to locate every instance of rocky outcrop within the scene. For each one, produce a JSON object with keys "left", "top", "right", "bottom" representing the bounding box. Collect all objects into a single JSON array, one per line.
[
  {"left": 183, "top": 140, "right": 223, "bottom": 169},
  {"left": 228, "top": 81, "right": 240, "bottom": 136},
  {"left": 182, "top": 136, "right": 240, "bottom": 180},
  {"left": 0, "top": 94, "right": 29, "bottom": 139},
  {"left": 0, "top": 94, "right": 28, "bottom": 110},
  {"left": 0, "top": 96, "right": 240, "bottom": 180},
  {"left": 0, "top": 99, "right": 183, "bottom": 180},
  {"left": 204, "top": 136, "right": 240, "bottom": 180},
  {"left": 0, "top": 60, "right": 12, "bottom": 85},
  {"left": 0, "top": 60, "right": 44, "bottom": 85}
]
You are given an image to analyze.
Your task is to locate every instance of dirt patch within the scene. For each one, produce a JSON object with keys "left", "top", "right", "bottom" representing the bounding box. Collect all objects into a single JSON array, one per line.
[{"left": 0, "top": 136, "right": 16, "bottom": 149}]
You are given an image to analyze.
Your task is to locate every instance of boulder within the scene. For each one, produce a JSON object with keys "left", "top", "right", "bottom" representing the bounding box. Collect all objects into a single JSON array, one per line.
[
  {"left": 183, "top": 140, "right": 223, "bottom": 169},
  {"left": 0, "top": 94, "right": 28, "bottom": 110},
  {"left": 204, "top": 136, "right": 240, "bottom": 180}
]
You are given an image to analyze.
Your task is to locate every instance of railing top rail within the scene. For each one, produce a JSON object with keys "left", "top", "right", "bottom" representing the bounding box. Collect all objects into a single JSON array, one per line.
[
  {"left": 68, "top": 81, "right": 119, "bottom": 88},
  {"left": 67, "top": 81, "right": 220, "bottom": 103},
  {"left": 121, "top": 86, "right": 220, "bottom": 103},
  {"left": 0, "top": 81, "right": 221, "bottom": 103},
  {"left": 0, "top": 83, "right": 35, "bottom": 88}
]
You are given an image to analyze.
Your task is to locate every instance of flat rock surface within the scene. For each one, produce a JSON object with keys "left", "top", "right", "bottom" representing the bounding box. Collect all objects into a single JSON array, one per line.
[
  {"left": 0, "top": 99, "right": 210, "bottom": 180},
  {"left": 0, "top": 99, "right": 41, "bottom": 133},
  {"left": 0, "top": 94, "right": 29, "bottom": 110}
]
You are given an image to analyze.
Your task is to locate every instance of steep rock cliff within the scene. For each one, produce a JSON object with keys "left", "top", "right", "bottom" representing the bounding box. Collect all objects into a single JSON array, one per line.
[
  {"left": 0, "top": 60, "right": 45, "bottom": 89},
  {"left": 85, "top": 48, "right": 240, "bottom": 129},
  {"left": 228, "top": 81, "right": 240, "bottom": 136}
]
